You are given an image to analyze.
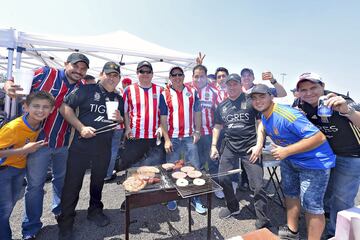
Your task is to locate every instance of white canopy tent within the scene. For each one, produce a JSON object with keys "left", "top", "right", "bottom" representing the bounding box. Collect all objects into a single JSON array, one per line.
[{"left": 0, "top": 28, "right": 197, "bottom": 117}]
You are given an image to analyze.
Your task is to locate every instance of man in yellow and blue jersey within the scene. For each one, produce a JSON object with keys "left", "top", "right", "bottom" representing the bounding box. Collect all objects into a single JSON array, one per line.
[{"left": 250, "top": 84, "right": 335, "bottom": 240}]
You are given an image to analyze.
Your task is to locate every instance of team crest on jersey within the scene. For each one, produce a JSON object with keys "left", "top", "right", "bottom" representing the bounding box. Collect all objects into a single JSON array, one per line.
[
  {"left": 186, "top": 92, "right": 192, "bottom": 97},
  {"left": 94, "top": 92, "right": 101, "bottom": 101},
  {"left": 273, "top": 127, "right": 279, "bottom": 135},
  {"left": 241, "top": 101, "right": 247, "bottom": 109}
]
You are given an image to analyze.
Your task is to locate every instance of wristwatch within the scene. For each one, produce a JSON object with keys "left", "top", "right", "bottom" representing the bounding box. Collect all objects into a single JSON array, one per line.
[
  {"left": 270, "top": 78, "right": 277, "bottom": 84},
  {"left": 339, "top": 105, "right": 356, "bottom": 117}
]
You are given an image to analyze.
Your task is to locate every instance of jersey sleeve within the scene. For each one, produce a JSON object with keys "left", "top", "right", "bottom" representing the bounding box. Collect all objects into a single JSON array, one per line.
[
  {"left": 0, "top": 125, "right": 16, "bottom": 150},
  {"left": 214, "top": 105, "right": 224, "bottom": 125},
  {"left": 63, "top": 86, "right": 86, "bottom": 110},
  {"left": 194, "top": 90, "right": 201, "bottom": 112},
  {"left": 31, "top": 66, "right": 48, "bottom": 91},
  {"left": 159, "top": 93, "right": 168, "bottom": 116}
]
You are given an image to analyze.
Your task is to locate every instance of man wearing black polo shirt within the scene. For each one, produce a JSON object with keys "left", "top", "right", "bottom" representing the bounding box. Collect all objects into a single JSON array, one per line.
[
  {"left": 57, "top": 62, "right": 124, "bottom": 239},
  {"left": 295, "top": 72, "right": 360, "bottom": 238},
  {"left": 210, "top": 73, "right": 270, "bottom": 228}
]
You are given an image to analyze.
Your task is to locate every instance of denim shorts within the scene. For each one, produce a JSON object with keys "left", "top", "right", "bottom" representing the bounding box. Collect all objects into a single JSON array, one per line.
[{"left": 280, "top": 159, "right": 330, "bottom": 214}]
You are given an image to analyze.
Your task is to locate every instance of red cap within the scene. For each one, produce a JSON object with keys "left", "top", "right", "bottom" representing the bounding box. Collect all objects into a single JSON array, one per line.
[{"left": 122, "top": 77, "right": 132, "bottom": 85}]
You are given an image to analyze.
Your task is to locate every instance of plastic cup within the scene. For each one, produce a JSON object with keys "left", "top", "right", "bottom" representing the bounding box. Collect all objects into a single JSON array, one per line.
[
  {"left": 13, "top": 69, "right": 34, "bottom": 95},
  {"left": 106, "top": 101, "right": 119, "bottom": 120}
]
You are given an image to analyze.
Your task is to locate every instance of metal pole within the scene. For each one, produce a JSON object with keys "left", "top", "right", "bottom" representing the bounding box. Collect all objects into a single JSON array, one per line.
[
  {"left": 280, "top": 73, "right": 287, "bottom": 86},
  {"left": 4, "top": 48, "right": 14, "bottom": 119}
]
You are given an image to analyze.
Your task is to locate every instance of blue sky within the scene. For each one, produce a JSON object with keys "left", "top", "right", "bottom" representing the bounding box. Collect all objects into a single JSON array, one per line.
[{"left": 1, "top": 0, "right": 360, "bottom": 100}]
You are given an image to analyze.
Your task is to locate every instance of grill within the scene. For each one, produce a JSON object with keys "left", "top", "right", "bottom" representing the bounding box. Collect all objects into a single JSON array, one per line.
[
  {"left": 161, "top": 168, "right": 223, "bottom": 198},
  {"left": 123, "top": 166, "right": 223, "bottom": 198}
]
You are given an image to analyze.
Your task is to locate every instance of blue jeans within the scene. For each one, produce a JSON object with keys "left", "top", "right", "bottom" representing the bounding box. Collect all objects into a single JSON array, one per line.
[
  {"left": 281, "top": 159, "right": 330, "bottom": 215},
  {"left": 166, "top": 137, "right": 200, "bottom": 169},
  {"left": 0, "top": 166, "right": 25, "bottom": 240},
  {"left": 197, "top": 134, "right": 218, "bottom": 174},
  {"left": 106, "top": 129, "right": 123, "bottom": 178},
  {"left": 22, "top": 146, "right": 68, "bottom": 237},
  {"left": 324, "top": 155, "right": 360, "bottom": 235}
]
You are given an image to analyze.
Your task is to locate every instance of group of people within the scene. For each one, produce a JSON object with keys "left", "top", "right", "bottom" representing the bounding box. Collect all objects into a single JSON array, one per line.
[{"left": 0, "top": 52, "right": 359, "bottom": 240}]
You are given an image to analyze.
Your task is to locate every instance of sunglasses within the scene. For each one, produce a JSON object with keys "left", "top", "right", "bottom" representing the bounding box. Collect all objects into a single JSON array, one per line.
[
  {"left": 170, "top": 73, "right": 184, "bottom": 77},
  {"left": 138, "top": 69, "right": 152, "bottom": 74}
]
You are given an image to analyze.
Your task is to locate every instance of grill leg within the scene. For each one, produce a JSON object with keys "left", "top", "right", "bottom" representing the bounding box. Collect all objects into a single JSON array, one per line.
[
  {"left": 125, "top": 199, "right": 130, "bottom": 240},
  {"left": 188, "top": 198, "right": 192, "bottom": 232},
  {"left": 207, "top": 193, "right": 212, "bottom": 240}
]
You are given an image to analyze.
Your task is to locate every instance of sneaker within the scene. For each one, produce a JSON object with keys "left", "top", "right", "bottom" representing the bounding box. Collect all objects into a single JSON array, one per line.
[
  {"left": 22, "top": 235, "right": 36, "bottom": 240},
  {"left": 278, "top": 225, "right": 300, "bottom": 240},
  {"left": 58, "top": 229, "right": 74, "bottom": 240},
  {"left": 232, "top": 181, "right": 238, "bottom": 195},
  {"left": 87, "top": 212, "right": 110, "bottom": 227},
  {"left": 166, "top": 201, "right": 177, "bottom": 211},
  {"left": 218, "top": 207, "right": 240, "bottom": 219},
  {"left": 255, "top": 219, "right": 272, "bottom": 229},
  {"left": 214, "top": 190, "right": 225, "bottom": 199},
  {"left": 191, "top": 197, "right": 207, "bottom": 214}
]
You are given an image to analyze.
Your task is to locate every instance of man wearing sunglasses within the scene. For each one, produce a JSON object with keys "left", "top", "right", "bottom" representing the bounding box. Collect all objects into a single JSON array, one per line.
[
  {"left": 159, "top": 66, "right": 207, "bottom": 213},
  {"left": 121, "top": 61, "right": 165, "bottom": 168},
  {"left": 57, "top": 62, "right": 124, "bottom": 239}
]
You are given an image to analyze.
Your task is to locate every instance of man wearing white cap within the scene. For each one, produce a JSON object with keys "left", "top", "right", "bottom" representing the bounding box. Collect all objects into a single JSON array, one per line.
[{"left": 295, "top": 72, "right": 360, "bottom": 238}]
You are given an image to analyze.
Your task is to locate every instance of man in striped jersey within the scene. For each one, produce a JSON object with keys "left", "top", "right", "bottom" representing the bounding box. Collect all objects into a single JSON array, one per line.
[
  {"left": 4, "top": 52, "right": 89, "bottom": 240},
  {"left": 121, "top": 61, "right": 165, "bottom": 168},
  {"left": 160, "top": 66, "right": 206, "bottom": 213},
  {"left": 295, "top": 72, "right": 360, "bottom": 238},
  {"left": 190, "top": 65, "right": 220, "bottom": 182},
  {"left": 250, "top": 84, "right": 335, "bottom": 240}
]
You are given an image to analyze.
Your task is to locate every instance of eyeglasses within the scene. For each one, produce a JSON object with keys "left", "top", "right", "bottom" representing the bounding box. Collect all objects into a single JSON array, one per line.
[
  {"left": 170, "top": 73, "right": 184, "bottom": 77},
  {"left": 138, "top": 69, "right": 152, "bottom": 74}
]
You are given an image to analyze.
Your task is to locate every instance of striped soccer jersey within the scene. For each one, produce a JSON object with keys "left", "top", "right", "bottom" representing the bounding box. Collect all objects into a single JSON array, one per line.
[
  {"left": 31, "top": 66, "right": 81, "bottom": 148},
  {"left": 123, "top": 83, "right": 162, "bottom": 139}
]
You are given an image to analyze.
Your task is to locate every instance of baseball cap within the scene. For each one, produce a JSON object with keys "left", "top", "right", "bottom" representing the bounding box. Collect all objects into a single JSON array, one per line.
[
  {"left": 66, "top": 53, "right": 90, "bottom": 68},
  {"left": 296, "top": 72, "right": 323, "bottom": 89},
  {"left": 137, "top": 61, "right": 153, "bottom": 71},
  {"left": 225, "top": 73, "right": 242, "bottom": 84},
  {"left": 249, "top": 84, "right": 272, "bottom": 96},
  {"left": 169, "top": 66, "right": 184, "bottom": 75},
  {"left": 240, "top": 68, "right": 254, "bottom": 76},
  {"left": 122, "top": 77, "right": 132, "bottom": 85},
  {"left": 102, "top": 61, "right": 120, "bottom": 74}
]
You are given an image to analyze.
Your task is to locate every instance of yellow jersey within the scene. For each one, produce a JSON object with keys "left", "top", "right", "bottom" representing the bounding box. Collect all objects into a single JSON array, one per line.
[{"left": 0, "top": 115, "right": 40, "bottom": 169}]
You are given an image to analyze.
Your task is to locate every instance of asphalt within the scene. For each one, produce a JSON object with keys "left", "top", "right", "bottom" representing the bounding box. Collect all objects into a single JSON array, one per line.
[{"left": 10, "top": 170, "right": 360, "bottom": 240}]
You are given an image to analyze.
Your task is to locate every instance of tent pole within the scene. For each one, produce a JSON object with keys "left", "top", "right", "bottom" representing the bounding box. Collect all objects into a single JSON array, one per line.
[{"left": 4, "top": 48, "right": 14, "bottom": 119}]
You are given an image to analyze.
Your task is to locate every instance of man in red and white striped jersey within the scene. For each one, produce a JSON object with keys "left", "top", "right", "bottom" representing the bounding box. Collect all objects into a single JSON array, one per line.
[
  {"left": 215, "top": 67, "right": 229, "bottom": 103},
  {"left": 159, "top": 66, "right": 207, "bottom": 213},
  {"left": 189, "top": 65, "right": 221, "bottom": 186},
  {"left": 121, "top": 61, "right": 165, "bottom": 167}
]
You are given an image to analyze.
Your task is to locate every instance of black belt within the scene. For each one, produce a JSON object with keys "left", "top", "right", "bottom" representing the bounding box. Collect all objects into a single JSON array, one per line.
[{"left": 0, "top": 165, "right": 8, "bottom": 171}]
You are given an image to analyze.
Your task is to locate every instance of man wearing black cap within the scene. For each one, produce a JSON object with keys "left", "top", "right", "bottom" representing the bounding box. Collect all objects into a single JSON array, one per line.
[
  {"left": 240, "top": 68, "right": 287, "bottom": 97},
  {"left": 4, "top": 52, "right": 90, "bottom": 239},
  {"left": 294, "top": 72, "right": 360, "bottom": 238},
  {"left": 121, "top": 61, "right": 165, "bottom": 168},
  {"left": 210, "top": 74, "right": 270, "bottom": 228},
  {"left": 250, "top": 83, "right": 336, "bottom": 240},
  {"left": 57, "top": 61, "right": 124, "bottom": 239}
]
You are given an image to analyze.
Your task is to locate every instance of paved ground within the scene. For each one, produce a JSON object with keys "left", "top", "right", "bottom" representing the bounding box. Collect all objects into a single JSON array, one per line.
[{"left": 10, "top": 169, "right": 360, "bottom": 240}]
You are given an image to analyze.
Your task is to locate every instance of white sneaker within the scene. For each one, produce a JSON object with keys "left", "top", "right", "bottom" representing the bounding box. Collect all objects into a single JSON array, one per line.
[
  {"left": 214, "top": 190, "right": 225, "bottom": 199},
  {"left": 232, "top": 182, "right": 238, "bottom": 195}
]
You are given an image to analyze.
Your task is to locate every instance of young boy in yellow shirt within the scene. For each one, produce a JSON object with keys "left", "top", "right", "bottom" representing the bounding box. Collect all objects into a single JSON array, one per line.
[{"left": 0, "top": 91, "right": 54, "bottom": 240}]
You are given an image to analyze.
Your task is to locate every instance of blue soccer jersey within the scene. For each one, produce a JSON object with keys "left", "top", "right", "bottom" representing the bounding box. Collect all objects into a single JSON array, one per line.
[{"left": 261, "top": 103, "right": 335, "bottom": 169}]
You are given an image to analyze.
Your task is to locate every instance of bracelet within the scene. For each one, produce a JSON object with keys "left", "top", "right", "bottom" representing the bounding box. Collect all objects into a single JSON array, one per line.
[
  {"left": 339, "top": 106, "right": 355, "bottom": 117},
  {"left": 270, "top": 79, "right": 277, "bottom": 84}
]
